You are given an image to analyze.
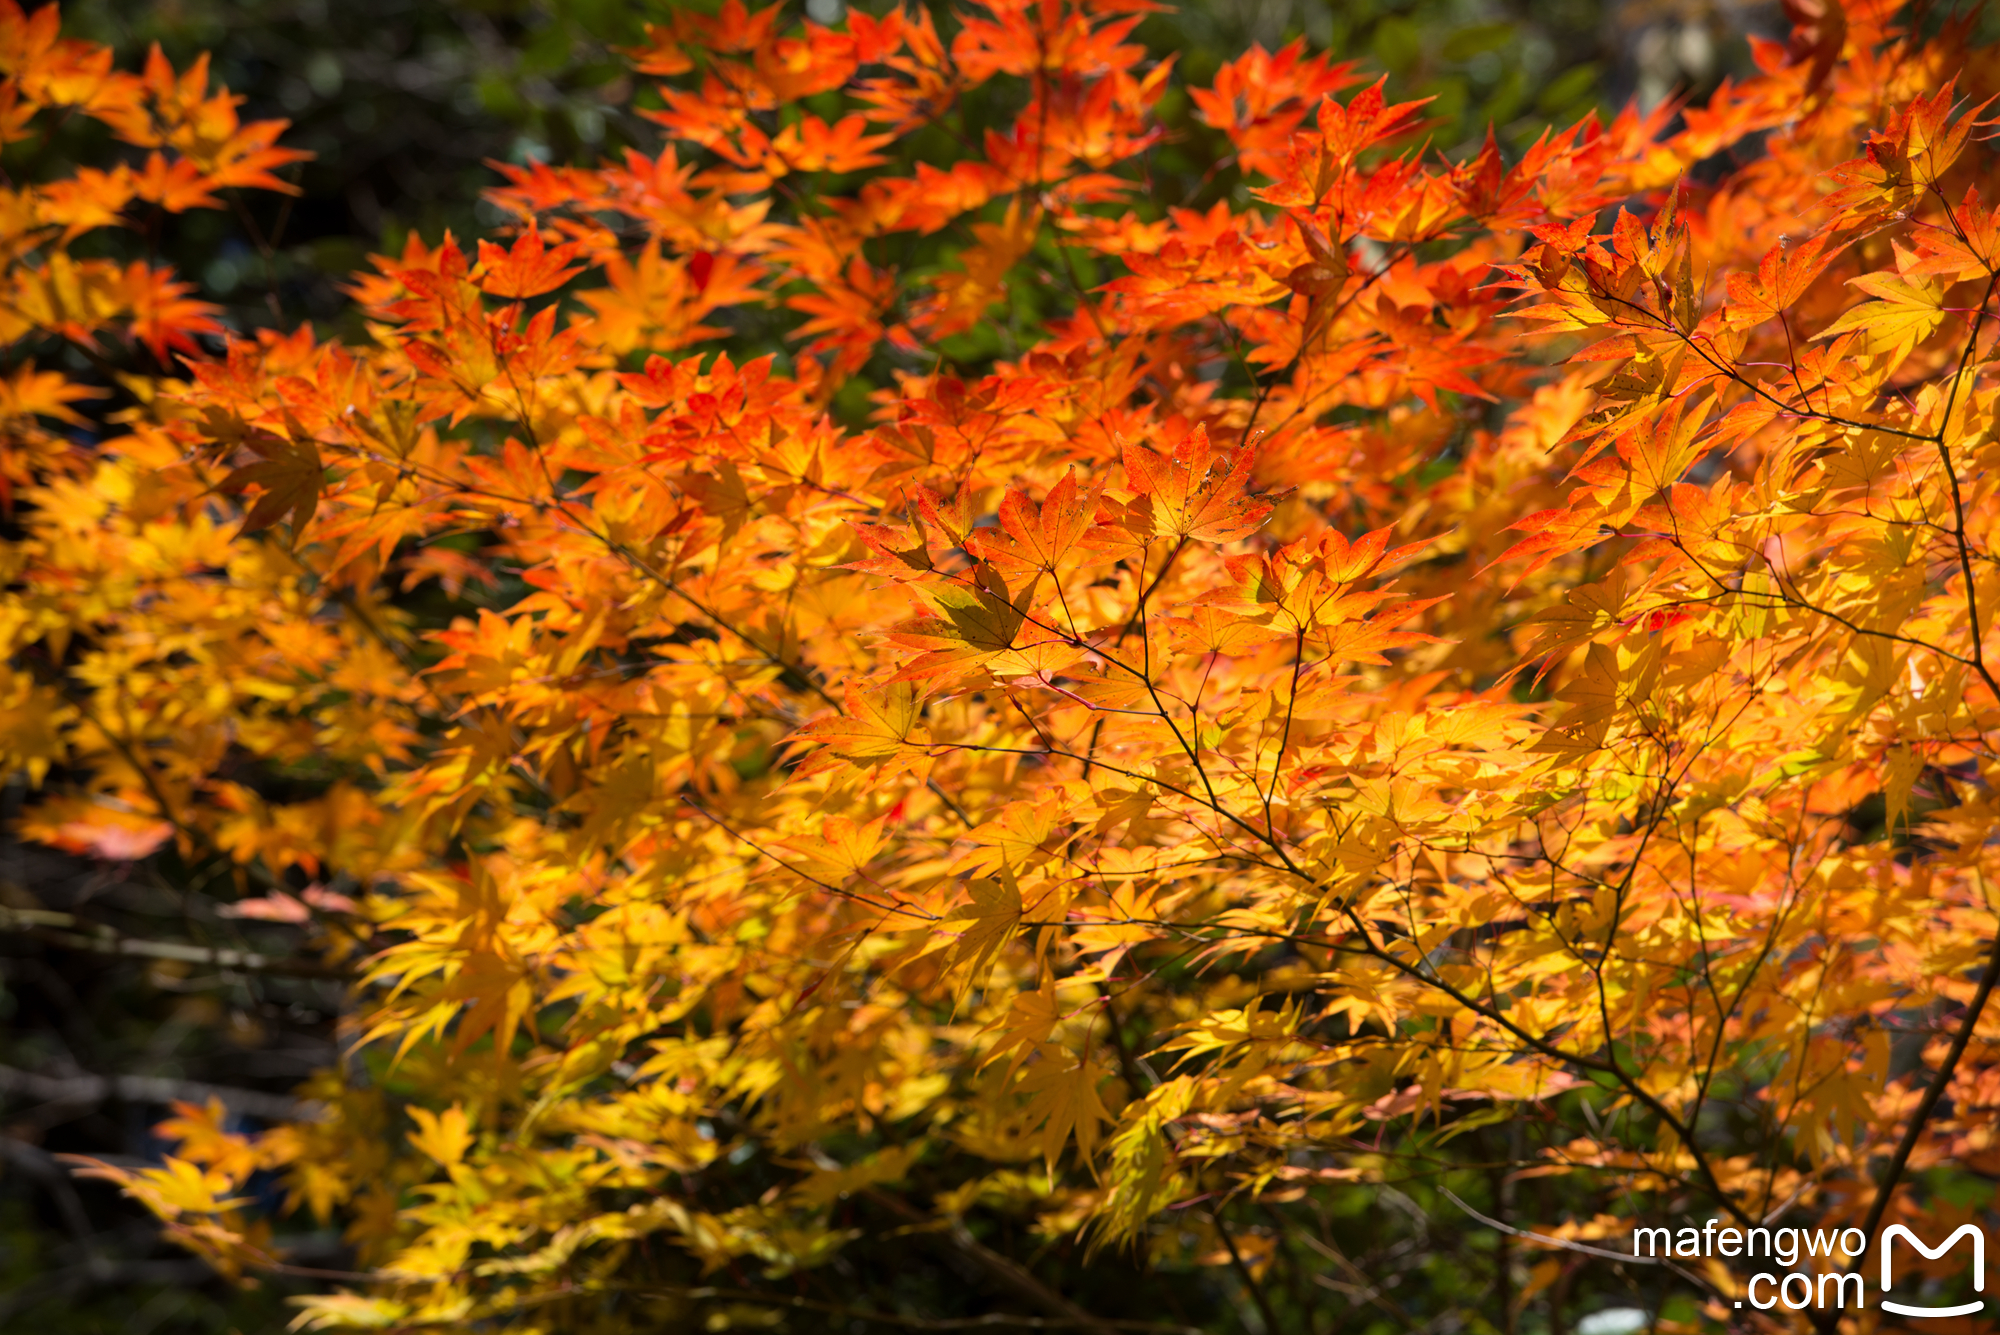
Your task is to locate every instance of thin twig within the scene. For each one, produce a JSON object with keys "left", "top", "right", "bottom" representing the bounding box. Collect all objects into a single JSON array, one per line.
[{"left": 1438, "top": 1188, "right": 1658, "bottom": 1265}]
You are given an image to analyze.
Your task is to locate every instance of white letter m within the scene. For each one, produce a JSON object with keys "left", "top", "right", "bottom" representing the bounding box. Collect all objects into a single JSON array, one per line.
[{"left": 1880, "top": 1224, "right": 1986, "bottom": 1319}]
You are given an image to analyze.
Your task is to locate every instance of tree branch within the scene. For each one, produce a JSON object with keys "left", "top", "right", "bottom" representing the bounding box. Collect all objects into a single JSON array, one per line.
[
  {"left": 0, "top": 907, "right": 343, "bottom": 979},
  {"left": 0, "top": 1062, "right": 312, "bottom": 1123}
]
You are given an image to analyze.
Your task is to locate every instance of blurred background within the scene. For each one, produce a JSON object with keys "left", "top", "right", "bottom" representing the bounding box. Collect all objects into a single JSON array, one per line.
[{"left": 2, "top": 0, "right": 1777, "bottom": 1331}]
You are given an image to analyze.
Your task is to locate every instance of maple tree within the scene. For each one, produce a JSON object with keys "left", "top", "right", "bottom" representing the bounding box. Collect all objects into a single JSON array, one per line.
[{"left": 6, "top": 0, "right": 2000, "bottom": 1331}]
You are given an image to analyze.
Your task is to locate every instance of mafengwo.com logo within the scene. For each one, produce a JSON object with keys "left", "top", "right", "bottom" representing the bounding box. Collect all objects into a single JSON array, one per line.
[{"left": 1632, "top": 1220, "right": 1985, "bottom": 1316}]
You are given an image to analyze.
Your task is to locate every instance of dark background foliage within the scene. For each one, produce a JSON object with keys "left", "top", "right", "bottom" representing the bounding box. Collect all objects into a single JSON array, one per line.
[{"left": 1, "top": 1, "right": 1773, "bottom": 1331}]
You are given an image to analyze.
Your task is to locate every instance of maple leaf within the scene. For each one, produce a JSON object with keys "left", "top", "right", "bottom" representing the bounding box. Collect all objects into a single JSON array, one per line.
[
  {"left": 886, "top": 566, "right": 1076, "bottom": 683},
  {"left": 1883, "top": 745, "right": 1926, "bottom": 829},
  {"left": 917, "top": 196, "right": 1041, "bottom": 338},
  {"left": 474, "top": 228, "right": 586, "bottom": 299},
  {"left": 1814, "top": 268, "right": 1947, "bottom": 350},
  {"left": 770, "top": 113, "right": 893, "bottom": 173},
  {"left": 946, "top": 867, "right": 1023, "bottom": 1003},
  {"left": 0, "top": 360, "right": 101, "bottom": 423},
  {"left": 214, "top": 430, "right": 323, "bottom": 545},
  {"left": 121, "top": 260, "right": 224, "bottom": 358},
  {"left": 1159, "top": 603, "right": 1287, "bottom": 657},
  {"left": 963, "top": 468, "right": 1104, "bottom": 574},
  {"left": 1784, "top": 0, "right": 1847, "bottom": 97},
  {"left": 792, "top": 678, "right": 930, "bottom": 770},
  {"left": 1906, "top": 187, "right": 2000, "bottom": 280},
  {"left": 782, "top": 813, "right": 891, "bottom": 886},
  {"left": 1528, "top": 572, "right": 1630, "bottom": 661},
  {"left": 1721, "top": 231, "right": 1845, "bottom": 329},
  {"left": 13, "top": 780, "right": 171, "bottom": 858},
  {"left": 1018, "top": 1047, "right": 1111, "bottom": 1179},
  {"left": 979, "top": 976, "right": 1061, "bottom": 1077},
  {"left": 63, "top": 1154, "right": 252, "bottom": 1219},
  {"left": 786, "top": 253, "right": 894, "bottom": 374},
  {"left": 157, "top": 1099, "right": 261, "bottom": 1181},
  {"left": 1120, "top": 425, "right": 1273, "bottom": 544},
  {"left": 1283, "top": 212, "right": 1350, "bottom": 348},
  {"left": 407, "top": 1105, "right": 474, "bottom": 1169}
]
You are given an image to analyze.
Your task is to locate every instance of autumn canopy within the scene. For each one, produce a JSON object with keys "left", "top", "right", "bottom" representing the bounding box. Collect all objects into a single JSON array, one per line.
[{"left": 3, "top": 0, "right": 1999, "bottom": 1329}]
